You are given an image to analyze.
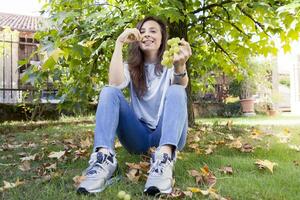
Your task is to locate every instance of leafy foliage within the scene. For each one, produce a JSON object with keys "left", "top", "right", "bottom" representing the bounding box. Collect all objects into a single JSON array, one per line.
[{"left": 23, "top": 0, "right": 300, "bottom": 116}]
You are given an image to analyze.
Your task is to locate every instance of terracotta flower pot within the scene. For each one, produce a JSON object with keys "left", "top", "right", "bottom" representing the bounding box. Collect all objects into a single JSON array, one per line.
[
  {"left": 267, "top": 109, "right": 277, "bottom": 116},
  {"left": 240, "top": 98, "right": 255, "bottom": 113}
]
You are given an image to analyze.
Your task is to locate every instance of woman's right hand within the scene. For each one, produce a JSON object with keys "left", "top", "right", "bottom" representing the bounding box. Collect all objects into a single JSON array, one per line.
[{"left": 116, "top": 28, "right": 142, "bottom": 44}]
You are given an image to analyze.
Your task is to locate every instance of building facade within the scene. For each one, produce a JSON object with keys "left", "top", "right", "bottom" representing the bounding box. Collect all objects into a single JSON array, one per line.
[{"left": 0, "top": 12, "right": 41, "bottom": 103}]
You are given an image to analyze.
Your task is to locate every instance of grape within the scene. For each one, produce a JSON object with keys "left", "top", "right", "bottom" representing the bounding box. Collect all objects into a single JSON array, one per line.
[
  {"left": 117, "top": 191, "right": 126, "bottom": 199},
  {"left": 162, "top": 37, "right": 181, "bottom": 68},
  {"left": 124, "top": 194, "right": 131, "bottom": 200}
]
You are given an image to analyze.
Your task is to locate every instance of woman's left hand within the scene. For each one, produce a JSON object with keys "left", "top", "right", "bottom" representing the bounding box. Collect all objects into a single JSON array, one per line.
[{"left": 173, "top": 38, "right": 192, "bottom": 70}]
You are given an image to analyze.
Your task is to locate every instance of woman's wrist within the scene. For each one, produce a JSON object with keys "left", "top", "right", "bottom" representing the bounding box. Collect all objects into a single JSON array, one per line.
[
  {"left": 174, "top": 63, "right": 186, "bottom": 74},
  {"left": 174, "top": 69, "right": 187, "bottom": 77}
]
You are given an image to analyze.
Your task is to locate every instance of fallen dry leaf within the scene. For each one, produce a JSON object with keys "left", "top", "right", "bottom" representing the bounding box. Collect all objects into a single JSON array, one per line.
[
  {"left": 226, "top": 134, "right": 235, "bottom": 141},
  {"left": 126, "top": 168, "right": 141, "bottom": 183},
  {"left": 293, "top": 160, "right": 299, "bottom": 166},
  {"left": 0, "top": 179, "right": 25, "bottom": 192},
  {"left": 240, "top": 143, "right": 254, "bottom": 153},
  {"left": 114, "top": 140, "right": 122, "bottom": 149},
  {"left": 147, "top": 147, "right": 156, "bottom": 155},
  {"left": 186, "top": 187, "right": 201, "bottom": 193},
  {"left": 44, "top": 163, "right": 57, "bottom": 171},
  {"left": 188, "top": 165, "right": 216, "bottom": 187},
  {"left": 249, "top": 128, "right": 263, "bottom": 140},
  {"left": 278, "top": 135, "right": 290, "bottom": 143},
  {"left": 188, "top": 143, "right": 202, "bottom": 154},
  {"left": 126, "top": 160, "right": 150, "bottom": 182},
  {"left": 210, "top": 140, "right": 225, "bottom": 145},
  {"left": 32, "top": 175, "right": 52, "bottom": 183},
  {"left": 182, "top": 190, "right": 193, "bottom": 198},
  {"left": 48, "top": 151, "right": 66, "bottom": 160},
  {"left": 189, "top": 134, "right": 201, "bottom": 143},
  {"left": 188, "top": 170, "right": 205, "bottom": 185},
  {"left": 63, "top": 139, "right": 74, "bottom": 144},
  {"left": 1, "top": 143, "right": 22, "bottom": 150},
  {"left": 35, "top": 162, "right": 58, "bottom": 177},
  {"left": 255, "top": 159, "right": 278, "bottom": 173},
  {"left": 187, "top": 187, "right": 229, "bottom": 200},
  {"left": 17, "top": 152, "right": 27, "bottom": 157},
  {"left": 80, "top": 137, "right": 92, "bottom": 149},
  {"left": 283, "top": 128, "right": 290, "bottom": 135},
  {"left": 73, "top": 175, "right": 86, "bottom": 188},
  {"left": 0, "top": 163, "right": 17, "bottom": 167},
  {"left": 126, "top": 162, "right": 142, "bottom": 170},
  {"left": 227, "top": 138, "right": 243, "bottom": 149},
  {"left": 159, "top": 187, "right": 188, "bottom": 199},
  {"left": 139, "top": 162, "right": 150, "bottom": 172},
  {"left": 205, "top": 145, "right": 217, "bottom": 155},
  {"left": 63, "top": 139, "right": 77, "bottom": 149},
  {"left": 226, "top": 120, "right": 233, "bottom": 130},
  {"left": 73, "top": 149, "right": 89, "bottom": 161},
  {"left": 19, "top": 160, "right": 31, "bottom": 171},
  {"left": 20, "top": 153, "right": 37, "bottom": 162},
  {"left": 26, "top": 142, "right": 38, "bottom": 148},
  {"left": 288, "top": 144, "right": 300, "bottom": 152},
  {"left": 218, "top": 166, "right": 233, "bottom": 175},
  {"left": 1, "top": 154, "right": 13, "bottom": 160},
  {"left": 176, "top": 152, "right": 185, "bottom": 160}
]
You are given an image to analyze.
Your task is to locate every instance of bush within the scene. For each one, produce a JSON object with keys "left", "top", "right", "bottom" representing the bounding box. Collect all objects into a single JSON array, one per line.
[
  {"left": 218, "top": 102, "right": 242, "bottom": 117},
  {"left": 254, "top": 102, "right": 271, "bottom": 115}
]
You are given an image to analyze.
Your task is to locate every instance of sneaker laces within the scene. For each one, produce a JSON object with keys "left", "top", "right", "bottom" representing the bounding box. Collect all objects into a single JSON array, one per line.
[
  {"left": 86, "top": 152, "right": 112, "bottom": 175},
  {"left": 148, "top": 153, "right": 170, "bottom": 176}
]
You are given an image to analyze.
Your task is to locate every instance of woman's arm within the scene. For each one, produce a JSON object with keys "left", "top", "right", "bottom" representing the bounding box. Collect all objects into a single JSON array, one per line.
[
  {"left": 108, "top": 41, "right": 125, "bottom": 86},
  {"left": 173, "top": 64, "right": 189, "bottom": 87},
  {"left": 172, "top": 39, "right": 192, "bottom": 88},
  {"left": 108, "top": 28, "right": 141, "bottom": 86}
]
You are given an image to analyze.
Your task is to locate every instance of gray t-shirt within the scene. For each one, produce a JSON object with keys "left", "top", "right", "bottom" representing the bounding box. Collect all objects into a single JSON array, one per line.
[{"left": 112, "top": 63, "right": 174, "bottom": 129}]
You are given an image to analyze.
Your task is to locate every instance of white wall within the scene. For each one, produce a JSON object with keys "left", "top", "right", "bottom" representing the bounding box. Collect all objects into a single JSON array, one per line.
[{"left": 277, "top": 40, "right": 300, "bottom": 114}]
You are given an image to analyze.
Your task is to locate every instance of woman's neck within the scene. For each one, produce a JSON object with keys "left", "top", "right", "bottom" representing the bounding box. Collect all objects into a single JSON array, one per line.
[{"left": 144, "top": 51, "right": 158, "bottom": 64}]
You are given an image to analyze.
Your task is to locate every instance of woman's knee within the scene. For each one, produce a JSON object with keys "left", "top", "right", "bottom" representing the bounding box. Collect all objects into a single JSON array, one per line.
[
  {"left": 99, "top": 86, "right": 122, "bottom": 100},
  {"left": 166, "top": 85, "right": 186, "bottom": 101}
]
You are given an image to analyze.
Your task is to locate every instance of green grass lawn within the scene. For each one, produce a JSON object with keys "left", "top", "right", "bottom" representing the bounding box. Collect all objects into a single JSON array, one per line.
[{"left": 0, "top": 115, "right": 299, "bottom": 200}]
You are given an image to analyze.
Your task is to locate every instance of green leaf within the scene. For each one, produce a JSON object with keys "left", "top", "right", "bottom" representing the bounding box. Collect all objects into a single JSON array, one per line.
[
  {"left": 43, "top": 56, "right": 56, "bottom": 70},
  {"left": 50, "top": 48, "right": 64, "bottom": 62},
  {"left": 282, "top": 43, "right": 291, "bottom": 53},
  {"left": 287, "top": 29, "right": 299, "bottom": 41}
]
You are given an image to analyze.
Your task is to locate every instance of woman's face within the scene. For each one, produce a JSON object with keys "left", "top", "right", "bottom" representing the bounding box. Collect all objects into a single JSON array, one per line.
[{"left": 139, "top": 20, "right": 162, "bottom": 55}]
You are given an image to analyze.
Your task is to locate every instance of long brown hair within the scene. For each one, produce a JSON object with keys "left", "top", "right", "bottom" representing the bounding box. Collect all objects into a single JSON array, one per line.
[{"left": 127, "top": 16, "right": 168, "bottom": 97}]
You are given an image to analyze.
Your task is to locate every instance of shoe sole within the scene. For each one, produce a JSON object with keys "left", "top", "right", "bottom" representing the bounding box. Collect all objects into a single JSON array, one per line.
[
  {"left": 144, "top": 186, "right": 172, "bottom": 196},
  {"left": 77, "top": 175, "right": 121, "bottom": 195}
]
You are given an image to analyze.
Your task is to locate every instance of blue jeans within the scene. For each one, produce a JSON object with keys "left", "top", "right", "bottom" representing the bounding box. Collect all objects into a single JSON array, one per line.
[{"left": 93, "top": 85, "right": 188, "bottom": 154}]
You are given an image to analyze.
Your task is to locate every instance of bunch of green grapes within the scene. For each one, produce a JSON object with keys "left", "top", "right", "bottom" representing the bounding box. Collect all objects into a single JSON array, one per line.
[{"left": 161, "top": 37, "right": 181, "bottom": 68}]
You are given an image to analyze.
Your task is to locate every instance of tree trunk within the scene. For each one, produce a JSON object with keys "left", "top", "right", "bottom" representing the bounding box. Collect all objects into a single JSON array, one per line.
[{"left": 168, "top": 20, "right": 195, "bottom": 127}]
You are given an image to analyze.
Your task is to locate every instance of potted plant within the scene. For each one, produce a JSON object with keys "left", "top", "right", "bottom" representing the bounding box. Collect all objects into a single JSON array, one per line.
[
  {"left": 266, "top": 91, "right": 282, "bottom": 116},
  {"left": 229, "top": 77, "right": 257, "bottom": 115},
  {"left": 266, "top": 102, "right": 277, "bottom": 116}
]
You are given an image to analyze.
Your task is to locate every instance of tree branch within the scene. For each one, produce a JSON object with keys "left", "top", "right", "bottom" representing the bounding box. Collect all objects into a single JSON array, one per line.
[
  {"left": 96, "top": 3, "right": 124, "bottom": 16},
  {"left": 187, "top": 15, "right": 215, "bottom": 28},
  {"left": 204, "top": 31, "right": 237, "bottom": 65},
  {"left": 221, "top": 5, "right": 230, "bottom": 21},
  {"left": 236, "top": 4, "right": 270, "bottom": 37},
  {"left": 213, "top": 13, "right": 250, "bottom": 38},
  {"left": 192, "top": 0, "right": 240, "bottom": 14}
]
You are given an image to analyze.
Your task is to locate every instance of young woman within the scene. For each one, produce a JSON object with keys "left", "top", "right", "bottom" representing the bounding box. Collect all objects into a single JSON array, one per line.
[{"left": 77, "top": 16, "right": 192, "bottom": 196}]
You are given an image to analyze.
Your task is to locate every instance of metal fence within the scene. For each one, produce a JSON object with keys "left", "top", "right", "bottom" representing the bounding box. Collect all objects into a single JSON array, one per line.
[{"left": 0, "top": 32, "right": 57, "bottom": 104}]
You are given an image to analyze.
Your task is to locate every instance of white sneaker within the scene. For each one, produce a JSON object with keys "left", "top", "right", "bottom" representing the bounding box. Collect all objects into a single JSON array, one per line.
[
  {"left": 77, "top": 151, "right": 120, "bottom": 194},
  {"left": 144, "top": 151, "right": 175, "bottom": 195}
]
